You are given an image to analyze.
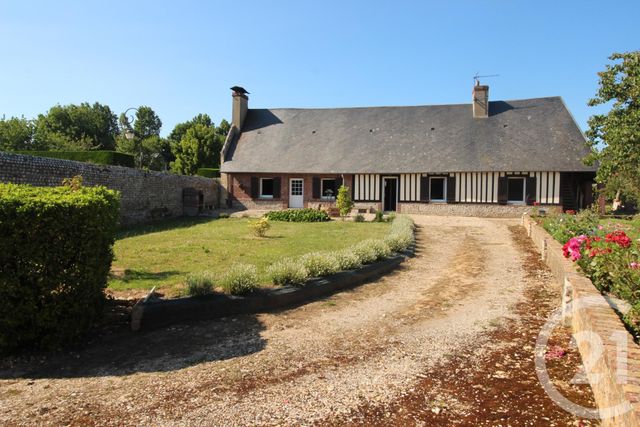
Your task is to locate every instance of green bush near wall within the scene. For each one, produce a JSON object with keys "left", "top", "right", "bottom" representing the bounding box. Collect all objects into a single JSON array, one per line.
[
  {"left": 0, "top": 183, "right": 120, "bottom": 354},
  {"left": 196, "top": 168, "right": 220, "bottom": 178},
  {"left": 14, "top": 150, "right": 135, "bottom": 167}
]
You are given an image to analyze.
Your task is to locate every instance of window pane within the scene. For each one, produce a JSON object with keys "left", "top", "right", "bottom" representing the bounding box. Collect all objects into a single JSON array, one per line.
[
  {"left": 430, "top": 178, "right": 445, "bottom": 200},
  {"left": 507, "top": 178, "right": 524, "bottom": 201},
  {"left": 291, "top": 179, "right": 302, "bottom": 195},
  {"left": 321, "top": 179, "right": 336, "bottom": 198},
  {"left": 261, "top": 179, "right": 274, "bottom": 196}
]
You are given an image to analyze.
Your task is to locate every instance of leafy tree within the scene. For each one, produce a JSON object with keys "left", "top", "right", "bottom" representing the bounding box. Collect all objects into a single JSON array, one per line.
[
  {"left": 585, "top": 51, "right": 640, "bottom": 203},
  {"left": 33, "top": 102, "right": 119, "bottom": 150},
  {"left": 171, "top": 124, "right": 218, "bottom": 175},
  {"left": 117, "top": 106, "right": 167, "bottom": 170},
  {"left": 0, "top": 116, "right": 37, "bottom": 151},
  {"left": 169, "top": 115, "right": 229, "bottom": 175},
  {"left": 336, "top": 185, "right": 354, "bottom": 219}
]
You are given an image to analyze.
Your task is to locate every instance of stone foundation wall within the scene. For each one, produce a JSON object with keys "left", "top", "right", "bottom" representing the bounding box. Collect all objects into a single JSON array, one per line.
[
  {"left": 522, "top": 215, "right": 640, "bottom": 425},
  {"left": 399, "top": 202, "right": 562, "bottom": 218},
  {"left": 0, "top": 152, "right": 221, "bottom": 225}
]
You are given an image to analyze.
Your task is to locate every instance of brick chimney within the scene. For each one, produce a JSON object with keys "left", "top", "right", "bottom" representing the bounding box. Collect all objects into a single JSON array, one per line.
[
  {"left": 472, "top": 81, "right": 489, "bottom": 118},
  {"left": 231, "top": 86, "right": 249, "bottom": 130}
]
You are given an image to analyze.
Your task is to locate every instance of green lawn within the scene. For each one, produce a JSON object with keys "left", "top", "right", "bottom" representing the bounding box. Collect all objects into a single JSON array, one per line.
[{"left": 109, "top": 217, "right": 390, "bottom": 296}]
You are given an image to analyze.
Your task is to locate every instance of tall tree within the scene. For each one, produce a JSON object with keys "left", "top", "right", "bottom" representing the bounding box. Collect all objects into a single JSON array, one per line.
[
  {"left": 0, "top": 116, "right": 37, "bottom": 151},
  {"left": 33, "top": 102, "right": 119, "bottom": 150},
  {"left": 586, "top": 51, "right": 640, "bottom": 203},
  {"left": 169, "top": 115, "right": 228, "bottom": 175},
  {"left": 117, "top": 106, "right": 167, "bottom": 169},
  {"left": 170, "top": 123, "right": 218, "bottom": 175}
]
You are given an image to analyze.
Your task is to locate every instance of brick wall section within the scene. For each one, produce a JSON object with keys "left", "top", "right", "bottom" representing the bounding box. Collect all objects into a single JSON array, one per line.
[
  {"left": 226, "top": 173, "right": 354, "bottom": 210},
  {"left": 0, "top": 152, "right": 221, "bottom": 225},
  {"left": 522, "top": 214, "right": 640, "bottom": 425}
]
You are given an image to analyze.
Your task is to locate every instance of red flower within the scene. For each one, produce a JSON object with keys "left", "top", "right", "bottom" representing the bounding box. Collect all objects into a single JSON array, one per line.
[{"left": 605, "top": 230, "right": 632, "bottom": 248}]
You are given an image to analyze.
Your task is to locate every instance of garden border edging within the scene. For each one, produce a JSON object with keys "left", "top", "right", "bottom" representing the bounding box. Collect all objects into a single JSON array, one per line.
[
  {"left": 131, "top": 248, "right": 413, "bottom": 332},
  {"left": 522, "top": 214, "right": 640, "bottom": 425}
]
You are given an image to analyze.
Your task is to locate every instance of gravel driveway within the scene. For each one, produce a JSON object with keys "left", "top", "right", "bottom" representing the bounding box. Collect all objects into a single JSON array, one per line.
[{"left": 0, "top": 215, "right": 596, "bottom": 425}]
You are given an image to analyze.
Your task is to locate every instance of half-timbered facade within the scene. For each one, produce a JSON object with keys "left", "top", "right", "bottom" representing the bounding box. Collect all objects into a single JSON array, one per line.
[{"left": 220, "top": 83, "right": 596, "bottom": 216}]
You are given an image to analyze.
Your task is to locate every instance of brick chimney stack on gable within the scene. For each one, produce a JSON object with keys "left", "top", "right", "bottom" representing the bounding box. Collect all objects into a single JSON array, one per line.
[
  {"left": 231, "top": 86, "right": 249, "bottom": 130},
  {"left": 472, "top": 81, "right": 489, "bottom": 118}
]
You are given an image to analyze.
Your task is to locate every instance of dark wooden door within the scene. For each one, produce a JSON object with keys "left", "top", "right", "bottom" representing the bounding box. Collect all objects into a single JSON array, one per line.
[{"left": 383, "top": 178, "right": 397, "bottom": 211}]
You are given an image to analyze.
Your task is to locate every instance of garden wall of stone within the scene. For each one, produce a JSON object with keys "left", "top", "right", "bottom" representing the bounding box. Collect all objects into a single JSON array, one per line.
[
  {"left": 0, "top": 152, "right": 222, "bottom": 225},
  {"left": 522, "top": 214, "right": 640, "bottom": 425}
]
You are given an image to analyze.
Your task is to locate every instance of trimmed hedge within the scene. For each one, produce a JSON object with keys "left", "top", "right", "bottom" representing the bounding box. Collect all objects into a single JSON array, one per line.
[
  {"left": 15, "top": 150, "right": 135, "bottom": 167},
  {"left": 0, "top": 183, "right": 120, "bottom": 354},
  {"left": 265, "top": 208, "right": 330, "bottom": 222},
  {"left": 196, "top": 168, "right": 220, "bottom": 178}
]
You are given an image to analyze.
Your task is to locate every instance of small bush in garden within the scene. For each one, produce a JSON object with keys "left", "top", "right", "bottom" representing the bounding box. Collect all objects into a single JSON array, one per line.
[
  {"left": 354, "top": 214, "right": 365, "bottom": 222},
  {"left": 186, "top": 272, "right": 214, "bottom": 296},
  {"left": 336, "top": 185, "right": 354, "bottom": 219},
  {"left": 0, "top": 182, "right": 120, "bottom": 354},
  {"left": 385, "top": 232, "right": 413, "bottom": 253},
  {"left": 218, "top": 212, "right": 230, "bottom": 219},
  {"left": 219, "top": 264, "right": 259, "bottom": 295},
  {"left": 249, "top": 217, "right": 271, "bottom": 237},
  {"left": 300, "top": 252, "right": 340, "bottom": 277},
  {"left": 373, "top": 210, "right": 385, "bottom": 222},
  {"left": 267, "top": 258, "right": 309, "bottom": 287},
  {"left": 334, "top": 249, "right": 362, "bottom": 271},
  {"left": 386, "top": 212, "right": 396, "bottom": 222},
  {"left": 352, "top": 239, "right": 391, "bottom": 264},
  {"left": 265, "top": 208, "right": 330, "bottom": 222}
]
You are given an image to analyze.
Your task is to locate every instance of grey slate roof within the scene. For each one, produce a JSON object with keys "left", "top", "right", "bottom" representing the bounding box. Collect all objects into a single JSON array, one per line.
[{"left": 221, "top": 97, "right": 596, "bottom": 174}]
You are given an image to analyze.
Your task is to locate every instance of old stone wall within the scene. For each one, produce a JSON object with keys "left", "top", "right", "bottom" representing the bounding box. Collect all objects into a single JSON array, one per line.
[
  {"left": 0, "top": 152, "right": 222, "bottom": 225},
  {"left": 399, "top": 202, "right": 562, "bottom": 218},
  {"left": 522, "top": 215, "right": 640, "bottom": 425}
]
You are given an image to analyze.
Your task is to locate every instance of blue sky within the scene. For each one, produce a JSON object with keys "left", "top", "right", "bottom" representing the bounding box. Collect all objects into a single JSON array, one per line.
[{"left": 1, "top": 1, "right": 638, "bottom": 135}]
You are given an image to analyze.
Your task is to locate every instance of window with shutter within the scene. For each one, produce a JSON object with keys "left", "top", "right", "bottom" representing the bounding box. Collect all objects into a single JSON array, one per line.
[
  {"left": 446, "top": 176, "right": 456, "bottom": 203},
  {"left": 497, "top": 176, "right": 508, "bottom": 204}
]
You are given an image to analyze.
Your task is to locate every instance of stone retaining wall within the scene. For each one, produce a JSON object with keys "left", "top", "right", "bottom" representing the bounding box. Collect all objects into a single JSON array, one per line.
[
  {"left": 0, "top": 152, "right": 222, "bottom": 225},
  {"left": 522, "top": 214, "right": 640, "bottom": 425},
  {"left": 400, "top": 202, "right": 562, "bottom": 218}
]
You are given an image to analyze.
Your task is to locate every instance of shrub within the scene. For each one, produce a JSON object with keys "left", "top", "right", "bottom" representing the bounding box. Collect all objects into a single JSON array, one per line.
[
  {"left": 218, "top": 212, "right": 230, "bottom": 219},
  {"left": 219, "top": 264, "right": 259, "bottom": 295},
  {"left": 15, "top": 150, "right": 135, "bottom": 167},
  {"left": 186, "top": 271, "right": 214, "bottom": 296},
  {"left": 352, "top": 239, "right": 391, "bottom": 264},
  {"left": 334, "top": 249, "right": 362, "bottom": 271},
  {"left": 336, "top": 185, "right": 354, "bottom": 219},
  {"left": 354, "top": 214, "right": 365, "bottom": 222},
  {"left": 196, "top": 168, "right": 220, "bottom": 178},
  {"left": 373, "top": 210, "right": 385, "bottom": 222},
  {"left": 267, "top": 258, "right": 309, "bottom": 287},
  {"left": 249, "top": 217, "right": 271, "bottom": 237},
  {"left": 265, "top": 208, "right": 330, "bottom": 222},
  {"left": 386, "top": 213, "right": 396, "bottom": 222},
  {"left": 0, "top": 182, "right": 120, "bottom": 354},
  {"left": 300, "top": 252, "right": 340, "bottom": 277}
]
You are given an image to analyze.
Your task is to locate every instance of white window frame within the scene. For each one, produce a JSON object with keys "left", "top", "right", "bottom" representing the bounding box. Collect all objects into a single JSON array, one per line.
[
  {"left": 320, "top": 178, "right": 336, "bottom": 200},
  {"left": 259, "top": 178, "right": 274, "bottom": 199},
  {"left": 507, "top": 177, "right": 526, "bottom": 204},
  {"left": 429, "top": 176, "right": 447, "bottom": 202}
]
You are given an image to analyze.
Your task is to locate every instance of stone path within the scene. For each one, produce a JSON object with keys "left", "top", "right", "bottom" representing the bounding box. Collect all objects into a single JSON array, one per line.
[{"left": 0, "top": 216, "right": 597, "bottom": 425}]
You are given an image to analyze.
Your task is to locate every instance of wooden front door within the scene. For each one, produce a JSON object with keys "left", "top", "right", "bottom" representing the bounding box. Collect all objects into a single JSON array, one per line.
[
  {"left": 289, "top": 178, "right": 304, "bottom": 208},
  {"left": 383, "top": 177, "right": 398, "bottom": 211}
]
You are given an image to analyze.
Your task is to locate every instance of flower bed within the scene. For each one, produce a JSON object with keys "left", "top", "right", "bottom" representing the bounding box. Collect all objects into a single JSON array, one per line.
[{"left": 540, "top": 212, "right": 640, "bottom": 334}]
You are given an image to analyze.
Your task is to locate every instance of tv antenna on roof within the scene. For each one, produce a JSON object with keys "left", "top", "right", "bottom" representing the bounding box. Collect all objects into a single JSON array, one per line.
[{"left": 473, "top": 73, "right": 500, "bottom": 84}]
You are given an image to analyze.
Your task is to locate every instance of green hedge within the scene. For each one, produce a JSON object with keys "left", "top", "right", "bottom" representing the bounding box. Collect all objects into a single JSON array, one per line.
[
  {"left": 0, "top": 182, "right": 120, "bottom": 354},
  {"left": 14, "top": 150, "right": 135, "bottom": 167},
  {"left": 196, "top": 168, "right": 220, "bottom": 178},
  {"left": 265, "top": 208, "right": 330, "bottom": 222}
]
